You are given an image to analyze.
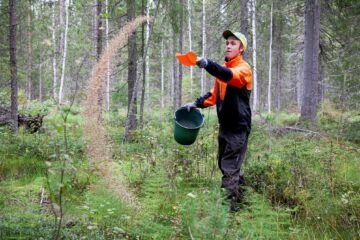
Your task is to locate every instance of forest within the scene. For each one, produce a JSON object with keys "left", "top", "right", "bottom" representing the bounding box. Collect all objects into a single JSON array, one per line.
[{"left": 0, "top": 0, "right": 359, "bottom": 239}]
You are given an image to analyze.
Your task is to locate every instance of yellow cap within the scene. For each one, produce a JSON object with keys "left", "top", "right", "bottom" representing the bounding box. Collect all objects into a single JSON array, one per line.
[{"left": 222, "top": 30, "right": 247, "bottom": 52}]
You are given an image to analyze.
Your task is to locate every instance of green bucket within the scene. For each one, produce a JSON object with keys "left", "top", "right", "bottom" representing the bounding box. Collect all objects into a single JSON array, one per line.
[{"left": 174, "top": 107, "right": 205, "bottom": 145}]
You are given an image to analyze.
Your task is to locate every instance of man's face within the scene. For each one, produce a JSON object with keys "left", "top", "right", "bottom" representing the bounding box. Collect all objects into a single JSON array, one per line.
[{"left": 225, "top": 36, "right": 243, "bottom": 60}]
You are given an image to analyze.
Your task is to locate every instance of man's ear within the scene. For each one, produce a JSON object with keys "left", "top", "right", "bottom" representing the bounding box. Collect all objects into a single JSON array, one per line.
[{"left": 239, "top": 44, "right": 244, "bottom": 54}]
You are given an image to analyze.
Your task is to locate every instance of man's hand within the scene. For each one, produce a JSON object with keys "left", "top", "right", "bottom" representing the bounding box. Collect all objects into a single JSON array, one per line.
[
  {"left": 196, "top": 57, "right": 208, "bottom": 68},
  {"left": 184, "top": 102, "right": 197, "bottom": 112}
]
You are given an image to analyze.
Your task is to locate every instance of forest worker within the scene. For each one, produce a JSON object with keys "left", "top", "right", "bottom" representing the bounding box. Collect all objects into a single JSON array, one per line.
[{"left": 185, "top": 30, "right": 252, "bottom": 212}]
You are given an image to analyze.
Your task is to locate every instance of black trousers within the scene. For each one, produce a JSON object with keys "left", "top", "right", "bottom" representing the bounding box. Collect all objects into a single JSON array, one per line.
[{"left": 218, "top": 127, "right": 249, "bottom": 202}]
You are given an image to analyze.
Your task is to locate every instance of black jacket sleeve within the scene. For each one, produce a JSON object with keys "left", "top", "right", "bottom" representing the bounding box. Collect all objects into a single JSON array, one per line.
[{"left": 204, "top": 59, "right": 233, "bottom": 82}]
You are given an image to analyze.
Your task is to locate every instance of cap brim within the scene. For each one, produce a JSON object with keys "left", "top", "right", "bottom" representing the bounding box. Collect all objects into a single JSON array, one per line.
[{"left": 223, "top": 30, "right": 238, "bottom": 40}]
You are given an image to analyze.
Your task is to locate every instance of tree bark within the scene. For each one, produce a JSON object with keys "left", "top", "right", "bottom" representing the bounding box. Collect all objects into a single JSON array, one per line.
[
  {"left": 51, "top": 1, "right": 58, "bottom": 100},
  {"left": 274, "top": 0, "right": 284, "bottom": 111},
  {"left": 300, "top": 0, "right": 320, "bottom": 124},
  {"left": 145, "top": 0, "right": 150, "bottom": 103},
  {"left": 172, "top": 31, "right": 178, "bottom": 110},
  {"left": 161, "top": 38, "right": 164, "bottom": 108},
  {"left": 240, "top": 0, "right": 249, "bottom": 61},
  {"left": 105, "top": 0, "right": 110, "bottom": 111},
  {"left": 58, "top": 0, "right": 64, "bottom": 70},
  {"left": 125, "top": 0, "right": 138, "bottom": 136},
  {"left": 96, "top": 0, "right": 103, "bottom": 61},
  {"left": 9, "top": 0, "right": 18, "bottom": 132},
  {"left": 187, "top": 0, "right": 193, "bottom": 98},
  {"left": 58, "top": 0, "right": 69, "bottom": 104},
  {"left": 178, "top": 0, "right": 184, "bottom": 108},
  {"left": 39, "top": 51, "right": 43, "bottom": 102},
  {"left": 26, "top": 0, "right": 33, "bottom": 109},
  {"left": 140, "top": 0, "right": 146, "bottom": 128},
  {"left": 251, "top": 0, "right": 258, "bottom": 112},
  {"left": 200, "top": 0, "right": 206, "bottom": 94},
  {"left": 267, "top": 2, "right": 273, "bottom": 113}
]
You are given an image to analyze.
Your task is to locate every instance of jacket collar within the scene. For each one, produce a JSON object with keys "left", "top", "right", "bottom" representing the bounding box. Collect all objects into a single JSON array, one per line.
[{"left": 224, "top": 55, "right": 244, "bottom": 67}]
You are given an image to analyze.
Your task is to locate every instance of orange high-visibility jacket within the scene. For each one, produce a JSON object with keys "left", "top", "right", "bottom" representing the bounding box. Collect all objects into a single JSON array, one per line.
[{"left": 196, "top": 55, "right": 252, "bottom": 132}]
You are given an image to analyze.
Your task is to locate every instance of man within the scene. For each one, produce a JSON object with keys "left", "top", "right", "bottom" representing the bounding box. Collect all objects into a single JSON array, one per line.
[{"left": 185, "top": 30, "right": 252, "bottom": 212}]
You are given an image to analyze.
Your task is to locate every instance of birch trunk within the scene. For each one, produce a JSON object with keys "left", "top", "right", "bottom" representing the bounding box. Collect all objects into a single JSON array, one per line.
[
  {"left": 58, "top": 0, "right": 64, "bottom": 67},
  {"left": 172, "top": 32, "right": 178, "bottom": 110},
  {"left": 267, "top": 2, "right": 273, "bottom": 113},
  {"left": 161, "top": 39, "right": 164, "bottom": 108},
  {"left": 58, "top": 0, "right": 69, "bottom": 104},
  {"left": 39, "top": 52, "right": 43, "bottom": 102},
  {"left": 170, "top": 40, "right": 174, "bottom": 103},
  {"left": 251, "top": 0, "right": 258, "bottom": 112},
  {"left": 92, "top": 0, "right": 97, "bottom": 61},
  {"left": 220, "top": 0, "right": 227, "bottom": 24},
  {"left": 51, "top": 1, "right": 57, "bottom": 100},
  {"left": 178, "top": 0, "right": 184, "bottom": 107},
  {"left": 187, "top": 0, "right": 193, "bottom": 98},
  {"left": 9, "top": 0, "right": 18, "bottom": 132},
  {"left": 145, "top": 0, "right": 150, "bottom": 103},
  {"left": 200, "top": 0, "right": 206, "bottom": 94},
  {"left": 26, "top": 0, "right": 33, "bottom": 109}
]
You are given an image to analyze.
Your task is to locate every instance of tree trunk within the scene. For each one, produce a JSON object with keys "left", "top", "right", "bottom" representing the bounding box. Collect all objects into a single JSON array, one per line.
[
  {"left": 51, "top": 1, "right": 57, "bottom": 100},
  {"left": 172, "top": 31, "right": 178, "bottom": 110},
  {"left": 251, "top": 0, "right": 258, "bottom": 112},
  {"left": 169, "top": 39, "right": 174, "bottom": 103},
  {"left": 26, "top": 0, "right": 33, "bottom": 110},
  {"left": 145, "top": 0, "right": 150, "bottom": 103},
  {"left": 161, "top": 38, "right": 164, "bottom": 108},
  {"left": 267, "top": 2, "right": 273, "bottom": 113},
  {"left": 125, "top": 0, "right": 138, "bottom": 137},
  {"left": 178, "top": 0, "right": 184, "bottom": 108},
  {"left": 39, "top": 51, "right": 43, "bottom": 102},
  {"left": 105, "top": 0, "right": 110, "bottom": 111},
  {"left": 200, "top": 0, "right": 206, "bottom": 94},
  {"left": 300, "top": 0, "right": 320, "bottom": 124},
  {"left": 187, "top": 0, "right": 193, "bottom": 98},
  {"left": 58, "top": 0, "right": 64, "bottom": 70},
  {"left": 9, "top": 0, "right": 18, "bottom": 132},
  {"left": 296, "top": 57, "right": 302, "bottom": 109},
  {"left": 96, "top": 0, "right": 103, "bottom": 60},
  {"left": 95, "top": 0, "right": 103, "bottom": 108},
  {"left": 240, "top": 0, "right": 249, "bottom": 61},
  {"left": 92, "top": 0, "right": 97, "bottom": 61},
  {"left": 140, "top": 0, "right": 146, "bottom": 128},
  {"left": 220, "top": 0, "right": 227, "bottom": 24},
  {"left": 274, "top": 0, "right": 284, "bottom": 111},
  {"left": 58, "top": 0, "right": 69, "bottom": 104}
]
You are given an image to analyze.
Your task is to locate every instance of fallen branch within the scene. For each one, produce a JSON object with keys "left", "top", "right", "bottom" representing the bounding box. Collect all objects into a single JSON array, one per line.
[
  {"left": 270, "top": 125, "right": 326, "bottom": 138},
  {"left": 0, "top": 105, "right": 44, "bottom": 133}
]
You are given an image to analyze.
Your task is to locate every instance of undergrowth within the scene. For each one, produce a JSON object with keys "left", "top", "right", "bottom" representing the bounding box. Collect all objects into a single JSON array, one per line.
[{"left": 0, "top": 106, "right": 359, "bottom": 239}]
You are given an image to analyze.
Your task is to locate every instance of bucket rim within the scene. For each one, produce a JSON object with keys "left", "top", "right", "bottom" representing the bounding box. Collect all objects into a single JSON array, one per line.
[{"left": 174, "top": 106, "right": 205, "bottom": 130}]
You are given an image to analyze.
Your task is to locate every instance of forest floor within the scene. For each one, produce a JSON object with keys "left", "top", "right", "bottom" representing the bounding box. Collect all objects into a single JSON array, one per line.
[{"left": 0, "top": 105, "right": 359, "bottom": 239}]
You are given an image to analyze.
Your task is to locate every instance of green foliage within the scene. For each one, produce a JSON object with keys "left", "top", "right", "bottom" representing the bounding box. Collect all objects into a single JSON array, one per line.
[
  {"left": 19, "top": 99, "right": 56, "bottom": 116},
  {"left": 235, "top": 190, "right": 292, "bottom": 240},
  {"left": 318, "top": 101, "right": 360, "bottom": 143},
  {"left": 180, "top": 187, "right": 229, "bottom": 239},
  {"left": 260, "top": 111, "right": 299, "bottom": 126},
  {"left": 246, "top": 123, "right": 360, "bottom": 237}
]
